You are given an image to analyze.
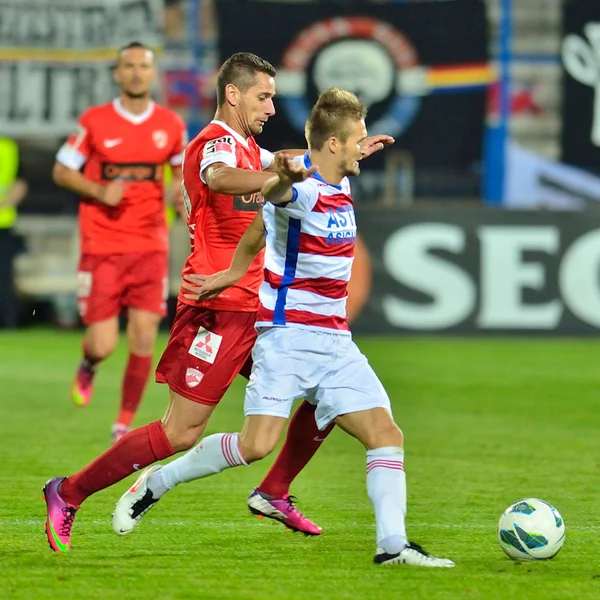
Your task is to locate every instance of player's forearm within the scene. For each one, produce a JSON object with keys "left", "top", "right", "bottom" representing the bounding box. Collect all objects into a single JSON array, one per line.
[
  {"left": 261, "top": 174, "right": 294, "bottom": 205},
  {"left": 52, "top": 163, "right": 104, "bottom": 201},
  {"left": 228, "top": 215, "right": 266, "bottom": 281},
  {"left": 207, "top": 166, "right": 273, "bottom": 195}
]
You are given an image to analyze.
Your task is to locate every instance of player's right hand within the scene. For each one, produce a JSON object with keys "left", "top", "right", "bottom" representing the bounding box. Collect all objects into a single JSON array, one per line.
[
  {"left": 275, "top": 152, "right": 318, "bottom": 184},
  {"left": 181, "top": 271, "right": 238, "bottom": 301},
  {"left": 98, "top": 181, "right": 124, "bottom": 207}
]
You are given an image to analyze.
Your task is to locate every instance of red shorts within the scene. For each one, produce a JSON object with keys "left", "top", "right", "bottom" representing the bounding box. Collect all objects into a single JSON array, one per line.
[
  {"left": 155, "top": 302, "right": 257, "bottom": 405},
  {"left": 77, "top": 252, "right": 168, "bottom": 325}
]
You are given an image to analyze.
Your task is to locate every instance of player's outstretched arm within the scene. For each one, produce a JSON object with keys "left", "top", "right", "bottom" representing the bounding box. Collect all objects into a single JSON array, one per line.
[
  {"left": 261, "top": 153, "right": 317, "bottom": 204},
  {"left": 204, "top": 163, "right": 275, "bottom": 195},
  {"left": 264, "top": 149, "right": 306, "bottom": 172},
  {"left": 359, "top": 134, "right": 395, "bottom": 160},
  {"left": 52, "top": 162, "right": 123, "bottom": 207},
  {"left": 182, "top": 211, "right": 266, "bottom": 301}
]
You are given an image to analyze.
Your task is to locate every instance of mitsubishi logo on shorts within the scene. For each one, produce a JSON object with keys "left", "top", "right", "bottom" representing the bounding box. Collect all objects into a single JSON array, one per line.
[
  {"left": 188, "top": 327, "right": 223, "bottom": 365},
  {"left": 195, "top": 333, "right": 214, "bottom": 354}
]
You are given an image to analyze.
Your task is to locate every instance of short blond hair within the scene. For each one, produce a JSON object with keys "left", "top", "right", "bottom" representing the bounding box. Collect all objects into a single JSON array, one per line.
[{"left": 306, "top": 87, "right": 367, "bottom": 150}]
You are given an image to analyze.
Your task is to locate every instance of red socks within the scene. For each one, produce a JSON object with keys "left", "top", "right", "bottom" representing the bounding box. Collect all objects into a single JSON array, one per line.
[
  {"left": 117, "top": 353, "right": 152, "bottom": 427},
  {"left": 60, "top": 420, "right": 174, "bottom": 507},
  {"left": 258, "top": 400, "right": 335, "bottom": 498}
]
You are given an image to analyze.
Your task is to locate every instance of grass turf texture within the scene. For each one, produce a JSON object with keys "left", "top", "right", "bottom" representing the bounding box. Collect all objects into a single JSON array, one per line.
[{"left": 1, "top": 330, "right": 599, "bottom": 599}]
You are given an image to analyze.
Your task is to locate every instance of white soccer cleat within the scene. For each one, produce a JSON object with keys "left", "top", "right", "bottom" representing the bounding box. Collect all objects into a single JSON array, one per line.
[
  {"left": 374, "top": 542, "right": 455, "bottom": 567},
  {"left": 112, "top": 465, "right": 162, "bottom": 536}
]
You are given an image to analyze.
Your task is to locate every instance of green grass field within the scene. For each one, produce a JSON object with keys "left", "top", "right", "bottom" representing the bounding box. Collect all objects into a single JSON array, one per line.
[{"left": 2, "top": 330, "right": 600, "bottom": 599}]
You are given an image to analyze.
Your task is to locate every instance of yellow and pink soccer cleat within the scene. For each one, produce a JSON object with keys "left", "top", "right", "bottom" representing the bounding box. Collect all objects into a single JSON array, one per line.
[
  {"left": 42, "top": 477, "right": 78, "bottom": 552},
  {"left": 71, "top": 363, "right": 95, "bottom": 407}
]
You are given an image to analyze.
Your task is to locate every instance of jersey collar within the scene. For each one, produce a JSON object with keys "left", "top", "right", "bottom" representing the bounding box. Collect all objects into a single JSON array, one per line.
[
  {"left": 303, "top": 152, "right": 342, "bottom": 190},
  {"left": 211, "top": 120, "right": 250, "bottom": 148},
  {"left": 113, "top": 98, "right": 155, "bottom": 125}
]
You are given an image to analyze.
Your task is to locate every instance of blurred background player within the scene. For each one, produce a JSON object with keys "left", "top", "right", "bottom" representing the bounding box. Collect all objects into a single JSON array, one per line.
[
  {"left": 53, "top": 42, "right": 188, "bottom": 442},
  {"left": 0, "top": 137, "right": 28, "bottom": 329},
  {"left": 115, "top": 88, "right": 453, "bottom": 567},
  {"left": 42, "top": 52, "right": 391, "bottom": 552}
]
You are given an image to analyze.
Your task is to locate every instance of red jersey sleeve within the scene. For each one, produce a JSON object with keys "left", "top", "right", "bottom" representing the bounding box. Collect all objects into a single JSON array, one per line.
[
  {"left": 169, "top": 115, "right": 188, "bottom": 167},
  {"left": 199, "top": 134, "right": 238, "bottom": 183},
  {"left": 56, "top": 109, "right": 94, "bottom": 170}
]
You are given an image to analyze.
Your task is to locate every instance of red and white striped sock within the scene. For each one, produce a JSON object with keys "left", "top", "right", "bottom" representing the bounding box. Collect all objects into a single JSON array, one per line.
[
  {"left": 148, "top": 433, "right": 247, "bottom": 498},
  {"left": 366, "top": 447, "right": 407, "bottom": 554}
]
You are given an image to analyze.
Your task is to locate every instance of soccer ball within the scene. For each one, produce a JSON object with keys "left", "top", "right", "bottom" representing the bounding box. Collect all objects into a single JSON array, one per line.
[{"left": 498, "top": 498, "right": 565, "bottom": 560}]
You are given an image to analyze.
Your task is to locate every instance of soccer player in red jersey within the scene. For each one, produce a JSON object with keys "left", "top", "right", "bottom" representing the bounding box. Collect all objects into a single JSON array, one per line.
[
  {"left": 53, "top": 42, "right": 188, "bottom": 442},
  {"left": 43, "top": 52, "right": 391, "bottom": 552}
]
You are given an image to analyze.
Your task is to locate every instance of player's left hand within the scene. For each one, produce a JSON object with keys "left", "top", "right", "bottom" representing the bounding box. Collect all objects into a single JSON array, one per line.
[
  {"left": 275, "top": 152, "right": 318, "bottom": 184},
  {"left": 359, "top": 135, "right": 395, "bottom": 160},
  {"left": 182, "top": 271, "right": 237, "bottom": 301}
]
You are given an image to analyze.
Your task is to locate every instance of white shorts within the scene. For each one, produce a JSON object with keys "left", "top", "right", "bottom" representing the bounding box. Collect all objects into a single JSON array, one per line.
[{"left": 244, "top": 327, "right": 392, "bottom": 430}]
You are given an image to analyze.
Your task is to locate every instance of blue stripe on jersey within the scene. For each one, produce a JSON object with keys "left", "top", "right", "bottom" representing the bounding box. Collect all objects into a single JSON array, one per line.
[{"left": 273, "top": 217, "right": 301, "bottom": 325}]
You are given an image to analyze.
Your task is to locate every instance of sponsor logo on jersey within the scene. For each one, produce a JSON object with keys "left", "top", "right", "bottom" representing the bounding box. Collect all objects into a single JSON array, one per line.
[
  {"left": 101, "top": 162, "right": 163, "bottom": 182},
  {"left": 104, "top": 138, "right": 122, "bottom": 148},
  {"left": 204, "top": 136, "right": 235, "bottom": 155},
  {"left": 233, "top": 192, "right": 264, "bottom": 212}
]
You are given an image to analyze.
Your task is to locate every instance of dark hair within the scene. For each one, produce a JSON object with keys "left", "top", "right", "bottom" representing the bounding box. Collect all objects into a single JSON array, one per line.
[
  {"left": 306, "top": 87, "right": 367, "bottom": 150},
  {"left": 115, "top": 42, "right": 153, "bottom": 66},
  {"left": 216, "top": 52, "right": 276, "bottom": 106}
]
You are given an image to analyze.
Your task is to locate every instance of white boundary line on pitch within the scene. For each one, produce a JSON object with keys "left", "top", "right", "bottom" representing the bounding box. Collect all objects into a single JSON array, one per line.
[{"left": 2, "top": 520, "right": 593, "bottom": 530}]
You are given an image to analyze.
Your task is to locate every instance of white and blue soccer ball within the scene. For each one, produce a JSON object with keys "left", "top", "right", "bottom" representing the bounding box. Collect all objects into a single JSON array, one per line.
[{"left": 498, "top": 498, "right": 565, "bottom": 560}]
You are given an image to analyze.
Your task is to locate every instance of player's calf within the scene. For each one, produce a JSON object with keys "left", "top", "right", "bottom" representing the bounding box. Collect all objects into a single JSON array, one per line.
[{"left": 238, "top": 415, "right": 287, "bottom": 463}]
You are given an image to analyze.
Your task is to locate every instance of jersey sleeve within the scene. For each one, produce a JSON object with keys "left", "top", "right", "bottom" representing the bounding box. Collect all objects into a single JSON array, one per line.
[
  {"left": 169, "top": 115, "right": 189, "bottom": 167},
  {"left": 259, "top": 147, "right": 275, "bottom": 170},
  {"left": 56, "top": 110, "right": 93, "bottom": 170},
  {"left": 271, "top": 178, "right": 318, "bottom": 217},
  {"left": 199, "top": 134, "right": 237, "bottom": 183}
]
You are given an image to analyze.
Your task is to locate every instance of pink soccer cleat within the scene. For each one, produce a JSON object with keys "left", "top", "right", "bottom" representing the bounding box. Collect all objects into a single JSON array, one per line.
[
  {"left": 42, "top": 477, "right": 78, "bottom": 552},
  {"left": 71, "top": 363, "right": 95, "bottom": 407},
  {"left": 247, "top": 489, "right": 322, "bottom": 536}
]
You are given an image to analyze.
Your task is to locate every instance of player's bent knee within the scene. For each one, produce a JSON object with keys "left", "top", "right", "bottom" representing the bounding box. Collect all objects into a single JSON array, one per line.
[
  {"left": 372, "top": 423, "right": 404, "bottom": 449},
  {"left": 128, "top": 329, "right": 158, "bottom": 355},
  {"left": 163, "top": 422, "right": 205, "bottom": 453},
  {"left": 87, "top": 338, "right": 118, "bottom": 360},
  {"left": 238, "top": 436, "right": 277, "bottom": 463}
]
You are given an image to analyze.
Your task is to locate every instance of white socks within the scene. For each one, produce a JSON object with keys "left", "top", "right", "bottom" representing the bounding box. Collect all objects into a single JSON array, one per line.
[
  {"left": 148, "top": 433, "right": 247, "bottom": 499},
  {"left": 366, "top": 446, "right": 407, "bottom": 554}
]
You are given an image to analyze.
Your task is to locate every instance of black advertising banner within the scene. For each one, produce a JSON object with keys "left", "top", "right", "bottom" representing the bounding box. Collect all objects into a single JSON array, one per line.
[
  {"left": 352, "top": 209, "right": 600, "bottom": 335},
  {"left": 561, "top": 0, "right": 600, "bottom": 172},
  {"left": 216, "top": 0, "right": 488, "bottom": 170}
]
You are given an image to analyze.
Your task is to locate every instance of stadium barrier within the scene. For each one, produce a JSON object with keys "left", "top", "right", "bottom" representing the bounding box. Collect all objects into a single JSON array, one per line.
[
  {"left": 14, "top": 210, "right": 600, "bottom": 336},
  {"left": 352, "top": 208, "right": 600, "bottom": 336}
]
